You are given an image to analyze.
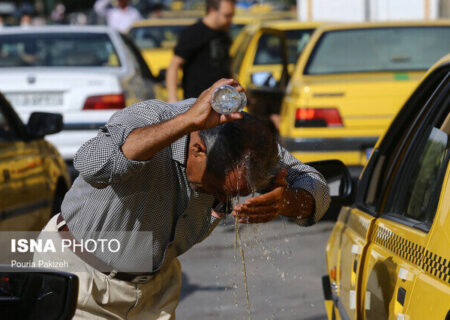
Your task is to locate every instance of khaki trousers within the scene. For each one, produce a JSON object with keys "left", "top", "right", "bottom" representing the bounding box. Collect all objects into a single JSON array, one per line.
[{"left": 33, "top": 214, "right": 182, "bottom": 320}]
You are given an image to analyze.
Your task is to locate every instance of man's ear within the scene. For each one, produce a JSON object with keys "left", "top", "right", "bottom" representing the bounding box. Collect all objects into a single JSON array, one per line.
[{"left": 192, "top": 142, "right": 207, "bottom": 157}]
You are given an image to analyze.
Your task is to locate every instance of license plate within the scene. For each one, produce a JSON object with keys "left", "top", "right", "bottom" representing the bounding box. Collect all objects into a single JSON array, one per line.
[
  {"left": 5, "top": 92, "right": 63, "bottom": 107},
  {"left": 365, "top": 148, "right": 373, "bottom": 160}
]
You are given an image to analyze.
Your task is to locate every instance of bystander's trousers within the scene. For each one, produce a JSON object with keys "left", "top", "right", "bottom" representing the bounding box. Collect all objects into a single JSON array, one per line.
[{"left": 33, "top": 214, "right": 182, "bottom": 320}]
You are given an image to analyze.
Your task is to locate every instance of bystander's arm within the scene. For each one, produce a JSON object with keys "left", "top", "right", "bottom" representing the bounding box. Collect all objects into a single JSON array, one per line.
[{"left": 166, "top": 55, "right": 185, "bottom": 103}]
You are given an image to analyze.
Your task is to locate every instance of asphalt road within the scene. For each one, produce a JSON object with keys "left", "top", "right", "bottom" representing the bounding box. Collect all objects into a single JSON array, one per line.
[{"left": 177, "top": 216, "right": 335, "bottom": 320}]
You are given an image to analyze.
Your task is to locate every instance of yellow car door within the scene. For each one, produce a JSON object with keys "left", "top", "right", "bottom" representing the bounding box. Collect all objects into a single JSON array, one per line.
[
  {"left": 325, "top": 201, "right": 376, "bottom": 320},
  {"left": 326, "top": 58, "right": 450, "bottom": 320},
  {"left": 356, "top": 65, "right": 450, "bottom": 319},
  {"left": 0, "top": 102, "right": 52, "bottom": 231},
  {"left": 232, "top": 27, "right": 287, "bottom": 90},
  {"left": 362, "top": 71, "right": 450, "bottom": 320},
  {"left": 231, "top": 28, "right": 288, "bottom": 120}
]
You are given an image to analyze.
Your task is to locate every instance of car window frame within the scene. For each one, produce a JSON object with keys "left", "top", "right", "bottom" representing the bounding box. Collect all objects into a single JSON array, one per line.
[
  {"left": 253, "top": 32, "right": 285, "bottom": 66},
  {"left": 382, "top": 79, "right": 450, "bottom": 232},
  {"left": 0, "top": 94, "right": 28, "bottom": 142},
  {"left": 231, "top": 31, "right": 252, "bottom": 77},
  {"left": 355, "top": 66, "right": 450, "bottom": 218},
  {"left": 284, "top": 28, "right": 315, "bottom": 64},
  {"left": 119, "top": 33, "right": 156, "bottom": 82}
]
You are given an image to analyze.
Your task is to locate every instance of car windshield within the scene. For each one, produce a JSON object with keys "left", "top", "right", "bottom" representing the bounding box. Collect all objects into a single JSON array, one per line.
[
  {"left": 129, "top": 25, "right": 188, "bottom": 49},
  {"left": 285, "top": 29, "right": 315, "bottom": 64},
  {"left": 0, "top": 33, "right": 121, "bottom": 68},
  {"left": 305, "top": 27, "right": 450, "bottom": 74}
]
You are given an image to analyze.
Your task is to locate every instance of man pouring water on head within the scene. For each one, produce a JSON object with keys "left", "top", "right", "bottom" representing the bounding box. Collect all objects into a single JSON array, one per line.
[{"left": 33, "top": 79, "right": 330, "bottom": 319}]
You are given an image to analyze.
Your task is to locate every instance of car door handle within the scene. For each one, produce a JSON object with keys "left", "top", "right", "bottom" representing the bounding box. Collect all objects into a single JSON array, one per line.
[{"left": 397, "top": 287, "right": 406, "bottom": 306}]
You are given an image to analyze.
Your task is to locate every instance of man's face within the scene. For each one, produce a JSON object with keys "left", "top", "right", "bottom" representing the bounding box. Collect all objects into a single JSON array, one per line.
[
  {"left": 185, "top": 132, "right": 251, "bottom": 202},
  {"left": 212, "top": 0, "right": 235, "bottom": 31},
  {"left": 189, "top": 165, "right": 252, "bottom": 202}
]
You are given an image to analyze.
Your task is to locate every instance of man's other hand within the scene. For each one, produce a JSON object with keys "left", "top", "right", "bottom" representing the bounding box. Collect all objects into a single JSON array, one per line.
[
  {"left": 232, "top": 169, "right": 288, "bottom": 224},
  {"left": 185, "top": 78, "right": 244, "bottom": 131}
]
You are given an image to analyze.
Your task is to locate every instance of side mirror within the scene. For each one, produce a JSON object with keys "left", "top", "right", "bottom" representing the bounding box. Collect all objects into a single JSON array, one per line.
[
  {"left": 27, "top": 112, "right": 63, "bottom": 138},
  {"left": 0, "top": 266, "right": 78, "bottom": 320},
  {"left": 307, "top": 159, "right": 354, "bottom": 206}
]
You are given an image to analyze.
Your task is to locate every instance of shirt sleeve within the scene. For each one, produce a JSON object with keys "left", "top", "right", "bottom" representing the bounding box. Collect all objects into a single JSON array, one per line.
[
  {"left": 94, "top": 0, "right": 110, "bottom": 17},
  {"left": 278, "top": 145, "right": 330, "bottom": 226},
  {"left": 73, "top": 102, "right": 164, "bottom": 189}
]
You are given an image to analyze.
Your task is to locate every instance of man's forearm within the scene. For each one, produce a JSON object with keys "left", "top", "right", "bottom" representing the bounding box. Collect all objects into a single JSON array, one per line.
[
  {"left": 94, "top": 0, "right": 110, "bottom": 16},
  {"left": 280, "top": 188, "right": 315, "bottom": 219},
  {"left": 121, "top": 113, "right": 195, "bottom": 161}
]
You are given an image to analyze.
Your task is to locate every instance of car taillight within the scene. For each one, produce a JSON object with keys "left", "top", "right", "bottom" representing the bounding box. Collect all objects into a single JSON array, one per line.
[
  {"left": 83, "top": 94, "right": 125, "bottom": 110},
  {"left": 295, "top": 108, "right": 343, "bottom": 127},
  {"left": 330, "top": 267, "right": 336, "bottom": 281}
]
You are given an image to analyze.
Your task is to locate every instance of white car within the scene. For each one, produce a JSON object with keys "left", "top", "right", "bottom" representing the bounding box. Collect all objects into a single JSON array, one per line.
[{"left": 0, "top": 26, "right": 155, "bottom": 174}]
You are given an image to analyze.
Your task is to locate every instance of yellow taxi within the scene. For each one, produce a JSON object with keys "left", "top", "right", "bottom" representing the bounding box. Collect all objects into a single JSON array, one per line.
[
  {"left": 322, "top": 54, "right": 450, "bottom": 320},
  {"left": 232, "top": 20, "right": 322, "bottom": 87},
  {"left": 0, "top": 93, "right": 70, "bottom": 231},
  {"left": 230, "top": 10, "right": 297, "bottom": 44},
  {"left": 231, "top": 20, "right": 322, "bottom": 118},
  {"left": 129, "top": 18, "right": 197, "bottom": 80},
  {"left": 279, "top": 21, "right": 450, "bottom": 176}
]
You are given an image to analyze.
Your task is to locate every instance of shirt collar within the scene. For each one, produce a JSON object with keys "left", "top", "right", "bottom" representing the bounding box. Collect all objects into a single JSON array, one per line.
[{"left": 171, "top": 134, "right": 189, "bottom": 166}]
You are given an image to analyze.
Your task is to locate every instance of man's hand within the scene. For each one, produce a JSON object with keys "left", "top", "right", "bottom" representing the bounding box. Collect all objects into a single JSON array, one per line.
[
  {"left": 232, "top": 170, "right": 288, "bottom": 223},
  {"left": 232, "top": 169, "right": 315, "bottom": 223},
  {"left": 184, "top": 78, "right": 244, "bottom": 131}
]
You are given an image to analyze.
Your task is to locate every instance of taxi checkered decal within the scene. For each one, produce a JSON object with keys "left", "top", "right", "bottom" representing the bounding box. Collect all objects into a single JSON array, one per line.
[{"left": 373, "top": 225, "right": 450, "bottom": 284}]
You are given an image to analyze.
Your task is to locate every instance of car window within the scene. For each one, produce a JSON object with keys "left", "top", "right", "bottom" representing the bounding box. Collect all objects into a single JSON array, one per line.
[
  {"left": 0, "top": 33, "right": 121, "bottom": 67},
  {"left": 231, "top": 32, "right": 252, "bottom": 76},
  {"left": 230, "top": 24, "right": 245, "bottom": 40},
  {"left": 253, "top": 34, "right": 283, "bottom": 65},
  {"left": 389, "top": 95, "right": 449, "bottom": 225},
  {"left": 361, "top": 71, "right": 450, "bottom": 214},
  {"left": 129, "top": 25, "right": 188, "bottom": 49},
  {"left": 305, "top": 27, "right": 450, "bottom": 74},
  {"left": 120, "top": 34, "right": 154, "bottom": 80},
  {"left": 285, "top": 29, "right": 314, "bottom": 64}
]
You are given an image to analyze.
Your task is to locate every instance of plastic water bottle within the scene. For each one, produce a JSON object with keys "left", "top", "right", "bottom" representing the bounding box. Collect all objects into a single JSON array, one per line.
[{"left": 210, "top": 85, "right": 247, "bottom": 115}]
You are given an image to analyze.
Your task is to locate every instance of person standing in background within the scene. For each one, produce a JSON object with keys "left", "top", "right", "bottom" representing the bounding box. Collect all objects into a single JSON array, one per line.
[
  {"left": 166, "top": 0, "right": 235, "bottom": 102},
  {"left": 94, "top": 0, "right": 142, "bottom": 33},
  {"left": 18, "top": 3, "right": 35, "bottom": 27}
]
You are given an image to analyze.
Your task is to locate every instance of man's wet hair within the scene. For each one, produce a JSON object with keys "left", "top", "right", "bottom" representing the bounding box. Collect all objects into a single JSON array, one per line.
[
  {"left": 198, "top": 113, "right": 279, "bottom": 192},
  {"left": 206, "top": 0, "right": 236, "bottom": 12}
]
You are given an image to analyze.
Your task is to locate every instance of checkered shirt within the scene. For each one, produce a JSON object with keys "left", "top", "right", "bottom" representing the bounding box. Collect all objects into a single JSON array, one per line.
[{"left": 60, "top": 98, "right": 330, "bottom": 273}]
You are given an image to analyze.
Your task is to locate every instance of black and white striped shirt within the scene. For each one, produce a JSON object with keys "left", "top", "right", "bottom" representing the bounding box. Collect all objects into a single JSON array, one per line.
[{"left": 61, "top": 99, "right": 330, "bottom": 273}]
